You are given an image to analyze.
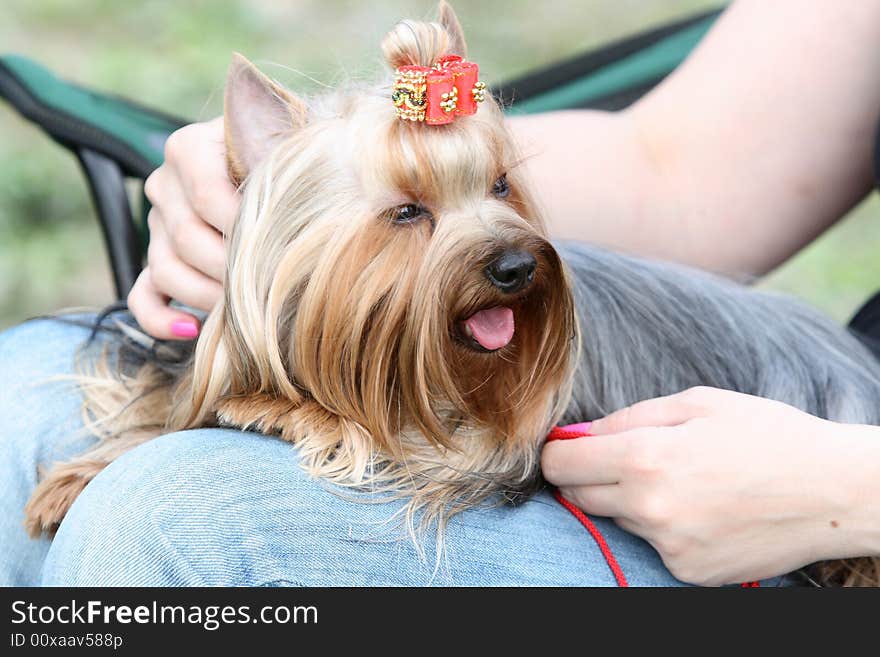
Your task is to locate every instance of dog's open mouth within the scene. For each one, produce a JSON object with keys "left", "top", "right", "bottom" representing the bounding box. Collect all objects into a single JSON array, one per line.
[{"left": 457, "top": 306, "right": 515, "bottom": 352}]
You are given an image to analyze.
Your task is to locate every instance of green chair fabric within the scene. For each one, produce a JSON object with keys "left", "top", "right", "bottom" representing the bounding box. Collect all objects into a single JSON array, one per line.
[{"left": 0, "top": 54, "right": 185, "bottom": 178}]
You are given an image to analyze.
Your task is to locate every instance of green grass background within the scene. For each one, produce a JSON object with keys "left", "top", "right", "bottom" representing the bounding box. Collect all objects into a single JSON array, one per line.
[{"left": 1, "top": 0, "right": 879, "bottom": 329}]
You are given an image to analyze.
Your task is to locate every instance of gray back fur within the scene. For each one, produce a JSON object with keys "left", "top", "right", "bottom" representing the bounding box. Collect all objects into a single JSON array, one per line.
[{"left": 558, "top": 241, "right": 880, "bottom": 425}]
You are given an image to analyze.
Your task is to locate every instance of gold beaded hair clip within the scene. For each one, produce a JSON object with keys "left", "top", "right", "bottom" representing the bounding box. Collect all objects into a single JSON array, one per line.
[{"left": 392, "top": 54, "right": 487, "bottom": 124}]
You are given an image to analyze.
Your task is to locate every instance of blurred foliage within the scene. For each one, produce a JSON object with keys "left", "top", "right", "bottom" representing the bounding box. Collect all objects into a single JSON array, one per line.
[{"left": 1, "top": 0, "right": 879, "bottom": 329}]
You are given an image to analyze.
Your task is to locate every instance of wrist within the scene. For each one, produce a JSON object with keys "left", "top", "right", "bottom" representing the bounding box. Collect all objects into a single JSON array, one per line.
[{"left": 813, "top": 421, "right": 880, "bottom": 561}]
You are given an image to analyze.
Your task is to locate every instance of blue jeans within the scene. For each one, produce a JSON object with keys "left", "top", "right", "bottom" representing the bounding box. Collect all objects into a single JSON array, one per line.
[{"left": 0, "top": 316, "right": 695, "bottom": 586}]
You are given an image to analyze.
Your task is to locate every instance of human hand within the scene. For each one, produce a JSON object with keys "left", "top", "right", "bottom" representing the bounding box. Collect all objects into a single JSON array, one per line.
[
  {"left": 542, "top": 386, "right": 880, "bottom": 585},
  {"left": 129, "top": 116, "right": 240, "bottom": 339}
]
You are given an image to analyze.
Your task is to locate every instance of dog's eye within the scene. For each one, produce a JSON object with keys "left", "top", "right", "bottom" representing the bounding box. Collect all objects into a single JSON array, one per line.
[
  {"left": 392, "top": 203, "right": 431, "bottom": 225},
  {"left": 492, "top": 174, "right": 510, "bottom": 199}
]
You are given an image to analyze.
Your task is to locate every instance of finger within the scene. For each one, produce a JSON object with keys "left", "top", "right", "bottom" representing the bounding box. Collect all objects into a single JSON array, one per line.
[
  {"left": 144, "top": 158, "right": 184, "bottom": 207},
  {"left": 147, "top": 215, "right": 223, "bottom": 309},
  {"left": 151, "top": 207, "right": 226, "bottom": 282},
  {"left": 147, "top": 235, "right": 223, "bottom": 312},
  {"left": 541, "top": 435, "right": 630, "bottom": 486},
  {"left": 558, "top": 484, "right": 626, "bottom": 518},
  {"left": 127, "top": 269, "right": 201, "bottom": 341},
  {"left": 589, "top": 388, "right": 714, "bottom": 435},
  {"left": 169, "top": 118, "right": 240, "bottom": 234}
]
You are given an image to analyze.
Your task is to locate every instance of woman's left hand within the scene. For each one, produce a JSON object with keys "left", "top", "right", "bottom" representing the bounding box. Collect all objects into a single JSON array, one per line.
[{"left": 541, "top": 386, "right": 880, "bottom": 585}]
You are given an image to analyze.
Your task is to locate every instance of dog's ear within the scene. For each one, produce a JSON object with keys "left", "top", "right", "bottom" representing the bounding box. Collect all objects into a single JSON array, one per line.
[
  {"left": 224, "top": 53, "right": 307, "bottom": 186},
  {"left": 438, "top": 1, "right": 467, "bottom": 58}
]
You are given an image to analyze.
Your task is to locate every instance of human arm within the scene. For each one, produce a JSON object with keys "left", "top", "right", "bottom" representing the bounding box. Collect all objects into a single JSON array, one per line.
[
  {"left": 509, "top": 0, "right": 880, "bottom": 276},
  {"left": 541, "top": 387, "right": 880, "bottom": 585}
]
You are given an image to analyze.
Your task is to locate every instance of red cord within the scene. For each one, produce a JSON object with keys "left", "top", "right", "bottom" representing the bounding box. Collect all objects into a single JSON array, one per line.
[
  {"left": 547, "top": 425, "right": 628, "bottom": 587},
  {"left": 546, "top": 424, "right": 759, "bottom": 588},
  {"left": 552, "top": 489, "right": 629, "bottom": 587}
]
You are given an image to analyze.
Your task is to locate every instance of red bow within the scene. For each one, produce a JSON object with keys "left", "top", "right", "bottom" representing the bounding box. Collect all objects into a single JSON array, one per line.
[{"left": 392, "top": 54, "right": 487, "bottom": 125}]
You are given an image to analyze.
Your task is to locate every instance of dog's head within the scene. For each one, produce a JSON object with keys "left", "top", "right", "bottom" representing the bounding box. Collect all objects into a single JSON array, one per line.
[{"left": 182, "top": 2, "right": 576, "bottom": 513}]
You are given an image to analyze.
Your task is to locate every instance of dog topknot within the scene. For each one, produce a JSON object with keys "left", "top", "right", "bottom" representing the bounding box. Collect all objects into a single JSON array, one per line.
[{"left": 381, "top": 19, "right": 453, "bottom": 69}]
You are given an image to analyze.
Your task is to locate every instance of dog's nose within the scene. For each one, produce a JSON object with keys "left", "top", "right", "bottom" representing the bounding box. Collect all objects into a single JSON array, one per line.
[{"left": 485, "top": 250, "right": 537, "bottom": 294}]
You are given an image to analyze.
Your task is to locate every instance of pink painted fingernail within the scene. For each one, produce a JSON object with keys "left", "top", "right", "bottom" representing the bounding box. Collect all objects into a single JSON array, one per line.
[
  {"left": 170, "top": 320, "right": 199, "bottom": 338},
  {"left": 562, "top": 421, "right": 593, "bottom": 435}
]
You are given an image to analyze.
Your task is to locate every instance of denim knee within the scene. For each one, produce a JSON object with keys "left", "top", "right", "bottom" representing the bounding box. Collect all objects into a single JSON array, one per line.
[
  {"left": 42, "top": 428, "right": 432, "bottom": 586},
  {"left": 41, "top": 428, "right": 364, "bottom": 586},
  {"left": 41, "top": 425, "right": 687, "bottom": 586}
]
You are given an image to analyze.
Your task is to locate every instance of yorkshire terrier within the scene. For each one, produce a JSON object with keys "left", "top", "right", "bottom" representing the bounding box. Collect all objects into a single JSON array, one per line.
[{"left": 25, "top": 2, "right": 880, "bottom": 586}]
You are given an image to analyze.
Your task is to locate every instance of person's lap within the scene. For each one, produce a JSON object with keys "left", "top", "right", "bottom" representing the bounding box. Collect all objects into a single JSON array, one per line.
[
  {"left": 0, "top": 316, "right": 101, "bottom": 585},
  {"left": 1, "top": 315, "right": 688, "bottom": 586}
]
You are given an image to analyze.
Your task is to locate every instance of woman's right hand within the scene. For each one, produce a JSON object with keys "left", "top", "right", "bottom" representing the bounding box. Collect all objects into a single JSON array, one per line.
[{"left": 129, "top": 116, "right": 240, "bottom": 340}]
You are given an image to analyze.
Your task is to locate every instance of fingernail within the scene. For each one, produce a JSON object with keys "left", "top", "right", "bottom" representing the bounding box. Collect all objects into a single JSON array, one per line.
[
  {"left": 562, "top": 421, "right": 593, "bottom": 435},
  {"left": 170, "top": 320, "right": 199, "bottom": 338}
]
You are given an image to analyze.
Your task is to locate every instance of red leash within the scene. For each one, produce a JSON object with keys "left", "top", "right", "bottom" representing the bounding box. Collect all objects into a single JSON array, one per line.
[
  {"left": 546, "top": 425, "right": 629, "bottom": 587},
  {"left": 552, "top": 490, "right": 629, "bottom": 586},
  {"left": 546, "top": 423, "right": 759, "bottom": 588}
]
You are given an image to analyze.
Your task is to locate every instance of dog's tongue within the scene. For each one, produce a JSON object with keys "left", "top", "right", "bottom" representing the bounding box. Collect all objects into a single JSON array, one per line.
[{"left": 464, "top": 306, "right": 515, "bottom": 351}]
